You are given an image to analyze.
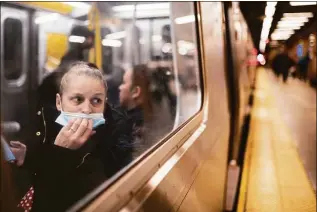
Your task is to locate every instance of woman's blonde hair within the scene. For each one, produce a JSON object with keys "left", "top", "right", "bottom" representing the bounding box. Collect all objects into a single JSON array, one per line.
[{"left": 59, "top": 61, "right": 107, "bottom": 94}]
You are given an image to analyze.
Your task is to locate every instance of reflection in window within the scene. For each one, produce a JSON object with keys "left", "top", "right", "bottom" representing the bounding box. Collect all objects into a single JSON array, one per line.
[
  {"left": 6, "top": 2, "right": 203, "bottom": 211},
  {"left": 3, "top": 18, "right": 23, "bottom": 80}
]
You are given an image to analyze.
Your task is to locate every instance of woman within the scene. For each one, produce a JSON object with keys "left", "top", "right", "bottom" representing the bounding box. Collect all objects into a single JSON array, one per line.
[{"left": 11, "top": 61, "right": 133, "bottom": 212}]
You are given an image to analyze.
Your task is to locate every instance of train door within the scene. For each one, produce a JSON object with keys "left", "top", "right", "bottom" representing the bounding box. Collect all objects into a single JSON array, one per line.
[
  {"left": 1, "top": 5, "right": 34, "bottom": 141},
  {"left": 1, "top": 4, "right": 38, "bottom": 199}
]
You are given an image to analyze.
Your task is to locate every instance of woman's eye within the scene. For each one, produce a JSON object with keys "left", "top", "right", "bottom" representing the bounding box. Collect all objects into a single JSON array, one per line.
[
  {"left": 92, "top": 98, "right": 102, "bottom": 105},
  {"left": 72, "top": 96, "right": 83, "bottom": 103}
]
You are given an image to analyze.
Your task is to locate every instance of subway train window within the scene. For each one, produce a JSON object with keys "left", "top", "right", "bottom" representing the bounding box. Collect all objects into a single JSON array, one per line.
[
  {"left": 3, "top": 18, "right": 23, "bottom": 81},
  {"left": 0, "top": 2, "right": 202, "bottom": 211}
]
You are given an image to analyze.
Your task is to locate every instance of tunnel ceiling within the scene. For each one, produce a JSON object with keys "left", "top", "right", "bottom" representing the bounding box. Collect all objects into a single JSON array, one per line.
[{"left": 240, "top": 1, "right": 317, "bottom": 51}]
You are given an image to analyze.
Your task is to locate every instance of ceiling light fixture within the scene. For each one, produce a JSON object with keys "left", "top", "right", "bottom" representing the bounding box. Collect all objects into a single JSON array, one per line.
[
  {"left": 283, "top": 12, "right": 313, "bottom": 18},
  {"left": 276, "top": 25, "right": 301, "bottom": 30},
  {"left": 175, "top": 15, "right": 196, "bottom": 24},
  {"left": 69, "top": 35, "right": 86, "bottom": 43},
  {"left": 281, "top": 17, "right": 309, "bottom": 22},
  {"left": 277, "top": 22, "right": 305, "bottom": 27},
  {"left": 259, "top": 2, "right": 277, "bottom": 52},
  {"left": 112, "top": 3, "right": 169, "bottom": 12},
  {"left": 105, "top": 31, "right": 126, "bottom": 40},
  {"left": 35, "top": 13, "right": 60, "bottom": 24},
  {"left": 290, "top": 2, "right": 317, "bottom": 6}
]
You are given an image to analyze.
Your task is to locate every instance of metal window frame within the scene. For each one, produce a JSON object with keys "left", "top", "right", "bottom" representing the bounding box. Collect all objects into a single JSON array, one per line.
[{"left": 68, "top": 2, "right": 206, "bottom": 212}]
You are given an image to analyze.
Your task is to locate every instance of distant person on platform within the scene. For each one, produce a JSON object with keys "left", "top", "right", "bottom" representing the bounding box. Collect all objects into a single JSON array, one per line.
[{"left": 271, "top": 44, "right": 295, "bottom": 83}]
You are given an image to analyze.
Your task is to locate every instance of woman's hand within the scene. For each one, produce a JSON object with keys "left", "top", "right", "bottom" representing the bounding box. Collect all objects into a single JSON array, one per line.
[
  {"left": 10, "top": 141, "right": 27, "bottom": 166},
  {"left": 54, "top": 118, "right": 95, "bottom": 150}
]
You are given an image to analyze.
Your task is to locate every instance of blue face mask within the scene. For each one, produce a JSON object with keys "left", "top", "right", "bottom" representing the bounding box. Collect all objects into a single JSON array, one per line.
[{"left": 55, "top": 110, "right": 106, "bottom": 129}]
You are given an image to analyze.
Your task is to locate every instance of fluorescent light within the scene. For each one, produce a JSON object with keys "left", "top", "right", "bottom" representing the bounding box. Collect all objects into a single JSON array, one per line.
[
  {"left": 177, "top": 40, "right": 195, "bottom": 50},
  {"left": 69, "top": 35, "right": 85, "bottom": 43},
  {"left": 264, "top": 17, "right": 273, "bottom": 23},
  {"left": 267, "top": 2, "right": 277, "bottom": 7},
  {"left": 283, "top": 12, "right": 313, "bottom": 18},
  {"left": 260, "top": 3, "right": 276, "bottom": 51},
  {"left": 105, "top": 31, "right": 126, "bottom": 40},
  {"left": 265, "top": 6, "right": 276, "bottom": 17},
  {"left": 114, "top": 10, "right": 169, "bottom": 19},
  {"left": 102, "top": 39, "right": 122, "bottom": 47},
  {"left": 175, "top": 15, "right": 195, "bottom": 24},
  {"left": 261, "top": 31, "right": 269, "bottom": 40},
  {"left": 178, "top": 47, "right": 187, "bottom": 55},
  {"left": 259, "top": 40, "right": 266, "bottom": 52},
  {"left": 278, "top": 21, "right": 305, "bottom": 26},
  {"left": 35, "top": 13, "right": 59, "bottom": 24},
  {"left": 271, "top": 33, "right": 291, "bottom": 40},
  {"left": 277, "top": 25, "right": 301, "bottom": 30},
  {"left": 272, "top": 32, "right": 294, "bottom": 35},
  {"left": 137, "top": 3, "right": 169, "bottom": 10},
  {"left": 63, "top": 2, "right": 91, "bottom": 9},
  {"left": 262, "top": 21, "right": 272, "bottom": 30},
  {"left": 281, "top": 17, "right": 309, "bottom": 22},
  {"left": 112, "top": 3, "right": 169, "bottom": 12},
  {"left": 273, "top": 30, "right": 295, "bottom": 34},
  {"left": 279, "top": 19, "right": 308, "bottom": 24},
  {"left": 152, "top": 35, "right": 162, "bottom": 42},
  {"left": 290, "top": 2, "right": 317, "bottom": 6},
  {"left": 112, "top": 5, "right": 134, "bottom": 12},
  {"left": 274, "top": 28, "right": 296, "bottom": 31}
]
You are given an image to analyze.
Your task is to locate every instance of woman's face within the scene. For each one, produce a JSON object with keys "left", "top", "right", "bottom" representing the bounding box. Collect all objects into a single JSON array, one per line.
[{"left": 56, "top": 75, "right": 106, "bottom": 114}]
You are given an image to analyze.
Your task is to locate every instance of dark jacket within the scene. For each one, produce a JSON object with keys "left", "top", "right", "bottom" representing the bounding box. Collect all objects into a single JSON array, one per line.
[
  {"left": 22, "top": 104, "right": 133, "bottom": 212},
  {"left": 59, "top": 45, "right": 85, "bottom": 67},
  {"left": 272, "top": 53, "right": 295, "bottom": 74}
]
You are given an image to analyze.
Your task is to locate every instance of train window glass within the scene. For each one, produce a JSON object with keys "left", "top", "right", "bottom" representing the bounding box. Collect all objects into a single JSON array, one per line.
[
  {"left": 171, "top": 2, "right": 202, "bottom": 126},
  {"left": 3, "top": 18, "right": 23, "bottom": 80},
  {"left": 6, "top": 2, "right": 202, "bottom": 211}
]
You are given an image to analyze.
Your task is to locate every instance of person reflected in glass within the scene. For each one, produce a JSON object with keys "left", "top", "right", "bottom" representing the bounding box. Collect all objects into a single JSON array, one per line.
[
  {"left": 119, "top": 64, "right": 154, "bottom": 157},
  {"left": 10, "top": 62, "right": 133, "bottom": 212}
]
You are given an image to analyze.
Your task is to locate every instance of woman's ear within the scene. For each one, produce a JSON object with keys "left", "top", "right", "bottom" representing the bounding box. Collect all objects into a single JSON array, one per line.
[
  {"left": 131, "top": 86, "right": 141, "bottom": 99},
  {"left": 56, "top": 94, "right": 62, "bottom": 111}
]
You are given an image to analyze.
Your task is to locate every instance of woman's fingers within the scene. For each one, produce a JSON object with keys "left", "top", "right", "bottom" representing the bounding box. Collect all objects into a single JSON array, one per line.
[
  {"left": 68, "top": 118, "right": 82, "bottom": 133},
  {"left": 81, "top": 119, "right": 93, "bottom": 142},
  {"left": 73, "top": 118, "right": 89, "bottom": 138},
  {"left": 55, "top": 118, "right": 94, "bottom": 149},
  {"left": 63, "top": 118, "right": 75, "bottom": 131},
  {"left": 55, "top": 119, "right": 76, "bottom": 147}
]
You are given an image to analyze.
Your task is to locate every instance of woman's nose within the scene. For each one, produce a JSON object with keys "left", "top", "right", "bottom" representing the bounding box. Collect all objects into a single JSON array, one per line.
[{"left": 81, "top": 100, "right": 92, "bottom": 114}]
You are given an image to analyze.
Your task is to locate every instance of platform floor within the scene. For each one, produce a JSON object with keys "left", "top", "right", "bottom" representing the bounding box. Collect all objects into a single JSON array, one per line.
[{"left": 237, "top": 68, "right": 316, "bottom": 212}]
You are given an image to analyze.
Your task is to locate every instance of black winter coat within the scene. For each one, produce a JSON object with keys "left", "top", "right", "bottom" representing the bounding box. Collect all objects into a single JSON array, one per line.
[{"left": 22, "top": 104, "right": 134, "bottom": 212}]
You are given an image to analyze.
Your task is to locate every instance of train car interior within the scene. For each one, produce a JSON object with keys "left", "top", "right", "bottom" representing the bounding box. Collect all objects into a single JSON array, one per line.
[{"left": 2, "top": 1, "right": 315, "bottom": 212}]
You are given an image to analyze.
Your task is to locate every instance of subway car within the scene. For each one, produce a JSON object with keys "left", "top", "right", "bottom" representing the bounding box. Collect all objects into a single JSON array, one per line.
[{"left": 0, "top": 2, "right": 257, "bottom": 211}]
